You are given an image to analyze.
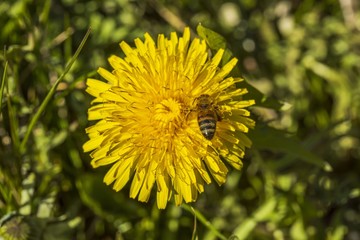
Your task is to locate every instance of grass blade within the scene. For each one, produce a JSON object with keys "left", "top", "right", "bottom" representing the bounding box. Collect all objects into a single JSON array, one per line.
[
  {"left": 0, "top": 60, "right": 8, "bottom": 118},
  {"left": 182, "top": 204, "right": 227, "bottom": 240},
  {"left": 19, "top": 28, "right": 92, "bottom": 153}
]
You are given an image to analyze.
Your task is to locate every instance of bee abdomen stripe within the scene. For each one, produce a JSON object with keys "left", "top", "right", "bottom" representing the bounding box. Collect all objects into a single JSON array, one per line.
[
  {"left": 201, "top": 128, "right": 215, "bottom": 134},
  {"left": 201, "top": 128, "right": 215, "bottom": 140},
  {"left": 199, "top": 120, "right": 216, "bottom": 130},
  {"left": 198, "top": 112, "right": 215, "bottom": 118}
]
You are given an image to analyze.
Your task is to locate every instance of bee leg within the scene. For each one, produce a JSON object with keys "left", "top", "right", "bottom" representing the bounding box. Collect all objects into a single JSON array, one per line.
[{"left": 182, "top": 106, "right": 194, "bottom": 120}]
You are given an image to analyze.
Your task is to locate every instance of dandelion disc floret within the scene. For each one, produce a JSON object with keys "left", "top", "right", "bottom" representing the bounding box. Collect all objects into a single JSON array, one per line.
[{"left": 83, "top": 27, "right": 255, "bottom": 209}]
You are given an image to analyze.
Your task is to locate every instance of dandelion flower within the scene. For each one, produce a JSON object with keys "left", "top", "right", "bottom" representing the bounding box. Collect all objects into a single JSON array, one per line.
[
  {"left": 83, "top": 27, "right": 255, "bottom": 209},
  {"left": 0, "top": 216, "right": 30, "bottom": 240}
]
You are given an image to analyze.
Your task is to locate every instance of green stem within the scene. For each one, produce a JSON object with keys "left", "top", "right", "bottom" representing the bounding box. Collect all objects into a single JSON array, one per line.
[
  {"left": 182, "top": 204, "right": 227, "bottom": 240},
  {"left": 19, "top": 28, "right": 92, "bottom": 154},
  {"left": 0, "top": 60, "right": 8, "bottom": 118}
]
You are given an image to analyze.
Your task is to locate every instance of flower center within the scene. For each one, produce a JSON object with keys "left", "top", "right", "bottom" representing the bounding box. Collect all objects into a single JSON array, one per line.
[{"left": 153, "top": 98, "right": 182, "bottom": 132}]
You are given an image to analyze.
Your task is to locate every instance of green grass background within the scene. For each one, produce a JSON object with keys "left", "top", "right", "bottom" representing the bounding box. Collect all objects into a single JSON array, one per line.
[{"left": 1, "top": 0, "right": 359, "bottom": 239}]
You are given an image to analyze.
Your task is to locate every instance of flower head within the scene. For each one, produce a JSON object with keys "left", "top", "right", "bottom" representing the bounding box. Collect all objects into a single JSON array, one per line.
[
  {"left": 83, "top": 27, "right": 255, "bottom": 209},
  {"left": 0, "top": 216, "right": 30, "bottom": 240}
]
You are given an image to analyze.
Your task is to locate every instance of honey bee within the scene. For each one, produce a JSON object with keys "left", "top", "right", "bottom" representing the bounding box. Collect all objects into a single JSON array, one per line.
[{"left": 196, "top": 94, "right": 221, "bottom": 140}]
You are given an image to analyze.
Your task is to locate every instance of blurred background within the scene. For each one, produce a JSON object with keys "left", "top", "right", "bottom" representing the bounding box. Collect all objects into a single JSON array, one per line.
[{"left": 0, "top": 0, "right": 360, "bottom": 239}]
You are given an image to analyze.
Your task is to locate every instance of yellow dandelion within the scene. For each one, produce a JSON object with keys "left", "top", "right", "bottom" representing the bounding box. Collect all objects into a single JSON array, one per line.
[{"left": 83, "top": 27, "right": 255, "bottom": 209}]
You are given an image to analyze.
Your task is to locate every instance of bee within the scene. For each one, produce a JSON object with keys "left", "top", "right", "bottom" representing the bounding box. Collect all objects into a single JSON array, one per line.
[{"left": 196, "top": 94, "right": 221, "bottom": 140}]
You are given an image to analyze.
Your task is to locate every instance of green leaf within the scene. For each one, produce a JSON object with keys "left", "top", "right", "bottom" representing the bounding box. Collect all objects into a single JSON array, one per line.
[
  {"left": 24, "top": 215, "right": 81, "bottom": 240},
  {"left": 0, "top": 60, "right": 7, "bottom": 115},
  {"left": 253, "top": 198, "right": 277, "bottom": 221},
  {"left": 196, "top": 24, "right": 232, "bottom": 65},
  {"left": 19, "top": 28, "right": 92, "bottom": 154},
  {"left": 6, "top": 91, "right": 20, "bottom": 152},
  {"left": 76, "top": 172, "right": 147, "bottom": 221},
  {"left": 290, "top": 218, "right": 307, "bottom": 240},
  {"left": 327, "top": 225, "right": 347, "bottom": 240},
  {"left": 249, "top": 124, "right": 331, "bottom": 170},
  {"left": 196, "top": 24, "right": 282, "bottom": 110},
  {"left": 237, "top": 80, "right": 283, "bottom": 109},
  {"left": 232, "top": 198, "right": 277, "bottom": 239},
  {"left": 41, "top": 217, "right": 82, "bottom": 240},
  {"left": 197, "top": 24, "right": 227, "bottom": 50}
]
